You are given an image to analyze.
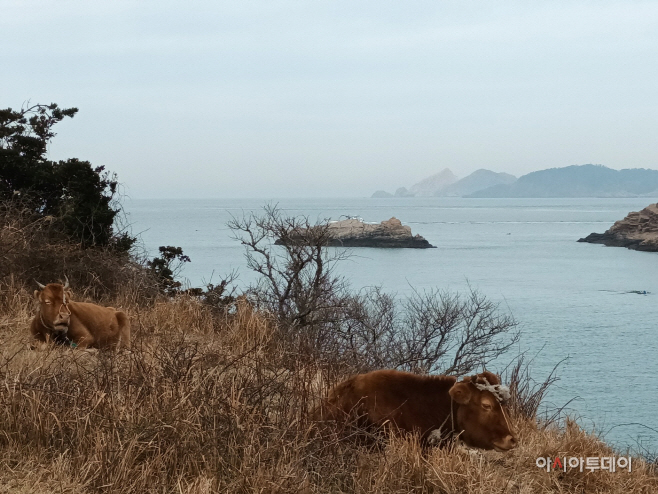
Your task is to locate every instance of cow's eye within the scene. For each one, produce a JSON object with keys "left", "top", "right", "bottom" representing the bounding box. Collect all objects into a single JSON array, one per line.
[
  {"left": 44, "top": 300, "right": 52, "bottom": 304},
  {"left": 482, "top": 403, "right": 493, "bottom": 411}
]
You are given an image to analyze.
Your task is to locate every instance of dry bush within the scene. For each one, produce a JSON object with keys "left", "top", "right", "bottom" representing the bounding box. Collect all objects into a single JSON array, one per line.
[
  {"left": 335, "top": 285, "right": 520, "bottom": 375},
  {"left": 0, "top": 199, "right": 158, "bottom": 302},
  {"left": 503, "top": 353, "right": 574, "bottom": 426}
]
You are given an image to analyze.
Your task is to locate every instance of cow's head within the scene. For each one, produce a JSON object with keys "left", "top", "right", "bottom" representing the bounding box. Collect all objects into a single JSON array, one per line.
[
  {"left": 449, "top": 371, "right": 517, "bottom": 451},
  {"left": 34, "top": 279, "right": 73, "bottom": 336}
]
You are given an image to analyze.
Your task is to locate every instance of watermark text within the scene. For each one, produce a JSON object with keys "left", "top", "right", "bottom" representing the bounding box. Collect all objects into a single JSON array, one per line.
[{"left": 535, "top": 456, "right": 631, "bottom": 473}]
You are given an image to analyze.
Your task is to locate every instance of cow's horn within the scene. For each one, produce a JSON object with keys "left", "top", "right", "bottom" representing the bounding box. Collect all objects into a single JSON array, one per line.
[
  {"left": 63, "top": 275, "right": 69, "bottom": 289},
  {"left": 35, "top": 280, "right": 46, "bottom": 290}
]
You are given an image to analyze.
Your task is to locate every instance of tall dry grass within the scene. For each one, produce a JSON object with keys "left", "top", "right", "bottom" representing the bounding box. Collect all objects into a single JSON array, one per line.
[
  {"left": 0, "top": 199, "right": 159, "bottom": 303},
  {"left": 0, "top": 278, "right": 656, "bottom": 493}
]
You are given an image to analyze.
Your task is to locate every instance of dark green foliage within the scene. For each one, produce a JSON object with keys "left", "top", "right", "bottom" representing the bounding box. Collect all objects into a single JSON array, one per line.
[
  {"left": 147, "top": 246, "right": 191, "bottom": 293},
  {"left": 0, "top": 102, "right": 134, "bottom": 251},
  {"left": 199, "top": 273, "right": 239, "bottom": 313}
]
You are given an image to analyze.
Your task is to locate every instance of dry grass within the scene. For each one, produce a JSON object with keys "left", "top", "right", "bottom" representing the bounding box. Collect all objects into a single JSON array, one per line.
[
  {"left": 0, "top": 200, "right": 159, "bottom": 303},
  {"left": 1, "top": 279, "right": 657, "bottom": 493}
]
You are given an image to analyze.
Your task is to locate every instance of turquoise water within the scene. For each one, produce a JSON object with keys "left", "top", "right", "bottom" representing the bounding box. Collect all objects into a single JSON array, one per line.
[{"left": 126, "top": 197, "right": 658, "bottom": 453}]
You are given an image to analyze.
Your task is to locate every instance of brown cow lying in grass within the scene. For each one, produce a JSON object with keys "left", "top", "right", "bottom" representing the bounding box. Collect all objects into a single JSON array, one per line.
[
  {"left": 30, "top": 280, "right": 130, "bottom": 350},
  {"left": 315, "top": 369, "right": 517, "bottom": 451}
]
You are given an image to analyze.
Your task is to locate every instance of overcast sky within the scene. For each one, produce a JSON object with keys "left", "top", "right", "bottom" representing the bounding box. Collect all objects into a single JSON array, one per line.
[{"left": 3, "top": 1, "right": 658, "bottom": 198}]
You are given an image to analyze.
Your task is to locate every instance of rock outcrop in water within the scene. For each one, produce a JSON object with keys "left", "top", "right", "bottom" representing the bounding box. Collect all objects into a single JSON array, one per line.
[
  {"left": 578, "top": 203, "right": 658, "bottom": 252},
  {"left": 275, "top": 217, "right": 436, "bottom": 249},
  {"left": 371, "top": 190, "right": 393, "bottom": 198}
]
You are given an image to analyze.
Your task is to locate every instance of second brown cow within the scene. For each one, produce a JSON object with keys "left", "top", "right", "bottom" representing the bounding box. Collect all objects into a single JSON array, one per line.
[
  {"left": 315, "top": 369, "right": 517, "bottom": 451},
  {"left": 31, "top": 280, "right": 130, "bottom": 350}
]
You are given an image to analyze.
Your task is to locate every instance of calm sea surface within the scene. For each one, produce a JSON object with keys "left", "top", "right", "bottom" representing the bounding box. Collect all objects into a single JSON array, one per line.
[{"left": 126, "top": 197, "right": 658, "bottom": 452}]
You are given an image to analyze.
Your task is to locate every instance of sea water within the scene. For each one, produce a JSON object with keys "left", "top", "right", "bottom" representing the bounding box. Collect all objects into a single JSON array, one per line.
[{"left": 126, "top": 197, "right": 658, "bottom": 453}]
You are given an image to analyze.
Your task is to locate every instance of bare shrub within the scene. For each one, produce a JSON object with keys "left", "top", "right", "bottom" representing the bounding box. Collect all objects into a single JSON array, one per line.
[
  {"left": 230, "top": 205, "right": 519, "bottom": 376},
  {"left": 504, "top": 353, "right": 572, "bottom": 424},
  {"left": 337, "top": 285, "right": 520, "bottom": 375},
  {"left": 228, "top": 204, "right": 350, "bottom": 332}
]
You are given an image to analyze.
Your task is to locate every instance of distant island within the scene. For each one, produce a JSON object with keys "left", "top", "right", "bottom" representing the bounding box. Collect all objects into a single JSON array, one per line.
[
  {"left": 578, "top": 203, "right": 658, "bottom": 252},
  {"left": 373, "top": 164, "right": 658, "bottom": 198},
  {"left": 409, "top": 168, "right": 458, "bottom": 196},
  {"left": 372, "top": 168, "right": 515, "bottom": 198},
  {"left": 469, "top": 164, "right": 658, "bottom": 198},
  {"left": 442, "top": 169, "right": 516, "bottom": 197}
]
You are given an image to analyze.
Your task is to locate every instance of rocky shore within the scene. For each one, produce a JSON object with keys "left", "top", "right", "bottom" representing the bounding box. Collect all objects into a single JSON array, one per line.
[
  {"left": 276, "top": 217, "right": 436, "bottom": 248},
  {"left": 578, "top": 203, "right": 658, "bottom": 252}
]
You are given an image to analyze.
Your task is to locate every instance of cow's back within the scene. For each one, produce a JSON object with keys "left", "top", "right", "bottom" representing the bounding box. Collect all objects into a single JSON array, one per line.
[
  {"left": 68, "top": 301, "right": 130, "bottom": 349},
  {"left": 319, "top": 370, "right": 456, "bottom": 437}
]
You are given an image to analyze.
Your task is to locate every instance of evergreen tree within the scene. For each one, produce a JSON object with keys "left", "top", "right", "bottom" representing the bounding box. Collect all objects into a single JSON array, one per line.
[{"left": 0, "top": 103, "right": 134, "bottom": 250}]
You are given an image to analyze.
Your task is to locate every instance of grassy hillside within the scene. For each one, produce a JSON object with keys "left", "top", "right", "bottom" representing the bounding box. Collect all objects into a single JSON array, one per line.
[
  {"left": 1, "top": 202, "right": 657, "bottom": 493},
  {"left": 2, "top": 283, "right": 657, "bottom": 493}
]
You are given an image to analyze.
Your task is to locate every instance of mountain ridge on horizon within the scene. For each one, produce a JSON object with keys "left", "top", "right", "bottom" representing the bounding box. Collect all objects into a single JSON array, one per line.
[
  {"left": 468, "top": 164, "right": 658, "bottom": 198},
  {"left": 372, "top": 164, "right": 658, "bottom": 199},
  {"left": 371, "top": 167, "right": 516, "bottom": 198}
]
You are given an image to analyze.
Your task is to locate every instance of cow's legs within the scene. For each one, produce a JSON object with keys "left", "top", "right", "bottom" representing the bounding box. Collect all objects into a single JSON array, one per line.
[
  {"left": 70, "top": 328, "right": 95, "bottom": 349},
  {"left": 115, "top": 311, "right": 131, "bottom": 349}
]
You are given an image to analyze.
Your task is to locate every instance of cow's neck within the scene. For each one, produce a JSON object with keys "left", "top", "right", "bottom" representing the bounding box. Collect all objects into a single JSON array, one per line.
[{"left": 38, "top": 310, "right": 54, "bottom": 330}]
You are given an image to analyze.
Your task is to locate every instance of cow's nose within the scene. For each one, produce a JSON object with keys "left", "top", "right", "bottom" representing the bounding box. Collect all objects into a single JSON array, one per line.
[
  {"left": 494, "top": 434, "right": 518, "bottom": 451},
  {"left": 504, "top": 434, "right": 518, "bottom": 449}
]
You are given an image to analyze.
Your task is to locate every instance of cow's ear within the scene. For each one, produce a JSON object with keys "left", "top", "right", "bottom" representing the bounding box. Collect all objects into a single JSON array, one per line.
[
  {"left": 65, "top": 289, "right": 74, "bottom": 300},
  {"left": 478, "top": 371, "right": 500, "bottom": 386},
  {"left": 33, "top": 290, "right": 40, "bottom": 300},
  {"left": 449, "top": 381, "right": 472, "bottom": 405}
]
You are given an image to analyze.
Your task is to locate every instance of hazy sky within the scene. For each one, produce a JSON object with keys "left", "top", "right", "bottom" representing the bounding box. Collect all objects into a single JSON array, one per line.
[{"left": 3, "top": 1, "right": 658, "bottom": 198}]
